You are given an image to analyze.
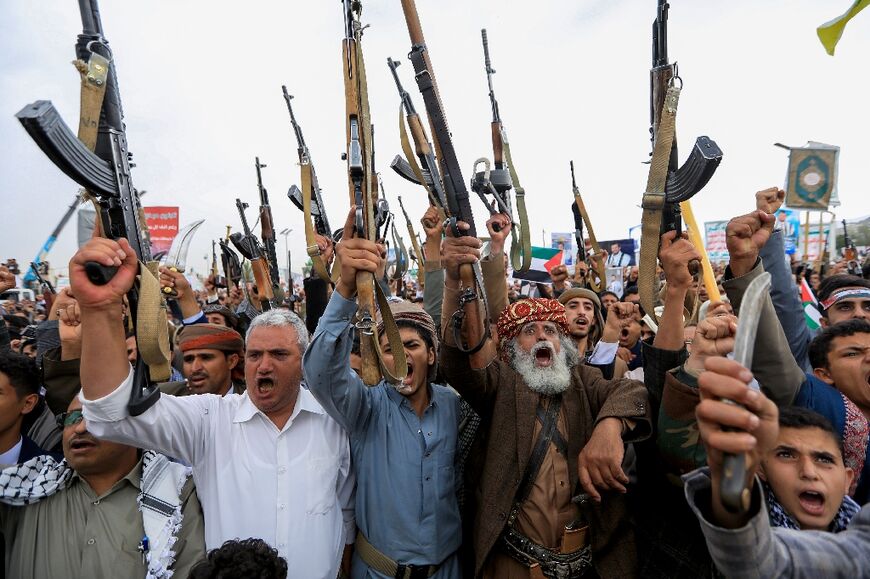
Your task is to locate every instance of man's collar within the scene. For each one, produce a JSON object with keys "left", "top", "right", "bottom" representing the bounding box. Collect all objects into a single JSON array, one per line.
[
  {"left": 233, "top": 384, "right": 325, "bottom": 424},
  {"left": 72, "top": 454, "right": 144, "bottom": 494},
  {"left": 384, "top": 381, "right": 436, "bottom": 409}
]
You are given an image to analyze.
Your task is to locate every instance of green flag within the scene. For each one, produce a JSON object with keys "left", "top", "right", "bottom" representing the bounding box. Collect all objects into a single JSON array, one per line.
[{"left": 818, "top": 0, "right": 869, "bottom": 55}]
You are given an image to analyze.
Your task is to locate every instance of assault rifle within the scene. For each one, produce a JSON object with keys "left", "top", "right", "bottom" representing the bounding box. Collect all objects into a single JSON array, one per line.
[
  {"left": 254, "top": 158, "right": 284, "bottom": 303},
  {"left": 29, "top": 262, "right": 57, "bottom": 310},
  {"left": 648, "top": 0, "right": 723, "bottom": 233},
  {"left": 570, "top": 161, "right": 606, "bottom": 292},
  {"left": 398, "top": 0, "right": 490, "bottom": 354},
  {"left": 283, "top": 88, "right": 331, "bottom": 237},
  {"left": 398, "top": 195, "right": 425, "bottom": 289},
  {"left": 473, "top": 29, "right": 531, "bottom": 272},
  {"left": 283, "top": 87, "right": 336, "bottom": 282},
  {"left": 16, "top": 0, "right": 162, "bottom": 415},
  {"left": 230, "top": 198, "right": 275, "bottom": 311},
  {"left": 219, "top": 226, "right": 242, "bottom": 292},
  {"left": 342, "top": 0, "right": 406, "bottom": 386},
  {"left": 638, "top": 0, "right": 723, "bottom": 322},
  {"left": 387, "top": 57, "right": 447, "bottom": 213}
]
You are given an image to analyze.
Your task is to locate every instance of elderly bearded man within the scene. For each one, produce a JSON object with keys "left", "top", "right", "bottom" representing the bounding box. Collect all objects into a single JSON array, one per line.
[
  {"left": 439, "top": 225, "right": 651, "bottom": 579},
  {"left": 70, "top": 237, "right": 355, "bottom": 579}
]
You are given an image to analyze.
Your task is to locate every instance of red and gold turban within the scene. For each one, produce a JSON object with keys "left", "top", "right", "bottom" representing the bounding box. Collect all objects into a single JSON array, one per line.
[
  {"left": 497, "top": 298, "right": 568, "bottom": 351},
  {"left": 176, "top": 323, "right": 244, "bottom": 354}
]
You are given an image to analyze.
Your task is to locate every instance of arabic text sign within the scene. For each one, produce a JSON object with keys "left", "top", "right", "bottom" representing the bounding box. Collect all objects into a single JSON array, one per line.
[{"left": 144, "top": 206, "right": 179, "bottom": 255}]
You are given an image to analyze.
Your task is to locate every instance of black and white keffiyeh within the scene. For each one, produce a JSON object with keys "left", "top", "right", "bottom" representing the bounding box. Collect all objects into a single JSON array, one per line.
[{"left": 0, "top": 450, "right": 191, "bottom": 578}]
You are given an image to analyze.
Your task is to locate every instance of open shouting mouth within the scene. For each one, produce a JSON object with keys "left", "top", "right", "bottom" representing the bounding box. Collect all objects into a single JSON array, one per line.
[
  {"left": 257, "top": 378, "right": 275, "bottom": 395},
  {"left": 797, "top": 490, "right": 826, "bottom": 517},
  {"left": 533, "top": 343, "right": 554, "bottom": 368}
]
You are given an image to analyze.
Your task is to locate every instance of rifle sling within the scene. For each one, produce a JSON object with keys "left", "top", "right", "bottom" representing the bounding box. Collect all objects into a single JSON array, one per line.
[
  {"left": 512, "top": 395, "right": 563, "bottom": 514},
  {"left": 573, "top": 193, "right": 606, "bottom": 292},
  {"left": 302, "top": 163, "right": 337, "bottom": 284},
  {"left": 137, "top": 261, "right": 172, "bottom": 383},
  {"left": 73, "top": 53, "right": 110, "bottom": 152},
  {"left": 500, "top": 134, "right": 532, "bottom": 273},
  {"left": 399, "top": 106, "right": 441, "bottom": 209},
  {"left": 640, "top": 85, "right": 681, "bottom": 323},
  {"left": 365, "top": 279, "right": 408, "bottom": 384}
]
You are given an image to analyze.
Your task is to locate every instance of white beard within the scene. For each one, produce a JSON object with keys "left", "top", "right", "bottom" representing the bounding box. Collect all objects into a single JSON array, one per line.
[{"left": 510, "top": 340, "right": 572, "bottom": 396}]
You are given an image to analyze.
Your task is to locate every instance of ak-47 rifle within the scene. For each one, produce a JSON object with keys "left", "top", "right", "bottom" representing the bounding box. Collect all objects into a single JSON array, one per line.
[
  {"left": 211, "top": 240, "right": 227, "bottom": 288},
  {"left": 283, "top": 87, "right": 336, "bottom": 282},
  {"left": 230, "top": 199, "right": 275, "bottom": 311},
  {"left": 342, "top": 0, "right": 407, "bottom": 386},
  {"left": 398, "top": 0, "right": 490, "bottom": 354},
  {"left": 570, "top": 161, "right": 606, "bottom": 292},
  {"left": 219, "top": 226, "right": 242, "bottom": 292},
  {"left": 841, "top": 220, "right": 862, "bottom": 276},
  {"left": 378, "top": 179, "right": 408, "bottom": 285},
  {"left": 398, "top": 195, "right": 425, "bottom": 289},
  {"left": 254, "top": 158, "right": 285, "bottom": 304},
  {"left": 29, "top": 262, "right": 57, "bottom": 310},
  {"left": 473, "top": 29, "right": 532, "bottom": 272},
  {"left": 387, "top": 57, "right": 447, "bottom": 215},
  {"left": 638, "top": 0, "right": 723, "bottom": 320},
  {"left": 16, "top": 0, "right": 166, "bottom": 415}
]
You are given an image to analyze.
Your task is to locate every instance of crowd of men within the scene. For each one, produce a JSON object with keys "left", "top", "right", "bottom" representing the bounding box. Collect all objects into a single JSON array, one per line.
[{"left": 1, "top": 184, "right": 870, "bottom": 579}]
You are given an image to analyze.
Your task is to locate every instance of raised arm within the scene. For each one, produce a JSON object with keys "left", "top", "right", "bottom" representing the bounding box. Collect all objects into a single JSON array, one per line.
[
  {"left": 755, "top": 188, "right": 811, "bottom": 371},
  {"left": 71, "top": 237, "right": 209, "bottom": 464},
  {"left": 421, "top": 206, "right": 445, "bottom": 327},
  {"left": 723, "top": 210, "right": 804, "bottom": 406},
  {"left": 303, "top": 292, "right": 375, "bottom": 433},
  {"left": 481, "top": 213, "right": 511, "bottom": 322},
  {"left": 71, "top": 238, "right": 137, "bottom": 398}
]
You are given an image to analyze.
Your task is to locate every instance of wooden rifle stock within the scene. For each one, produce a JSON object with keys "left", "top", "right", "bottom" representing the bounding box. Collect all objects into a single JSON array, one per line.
[
  {"left": 250, "top": 258, "right": 274, "bottom": 303},
  {"left": 343, "top": 0, "right": 406, "bottom": 386},
  {"left": 491, "top": 122, "right": 504, "bottom": 166}
]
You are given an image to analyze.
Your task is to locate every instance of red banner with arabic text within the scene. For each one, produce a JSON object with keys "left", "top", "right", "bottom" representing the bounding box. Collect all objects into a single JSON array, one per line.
[{"left": 143, "top": 206, "right": 179, "bottom": 255}]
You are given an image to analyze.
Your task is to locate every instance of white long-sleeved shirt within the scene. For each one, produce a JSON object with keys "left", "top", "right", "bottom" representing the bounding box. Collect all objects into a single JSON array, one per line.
[{"left": 81, "top": 366, "right": 355, "bottom": 579}]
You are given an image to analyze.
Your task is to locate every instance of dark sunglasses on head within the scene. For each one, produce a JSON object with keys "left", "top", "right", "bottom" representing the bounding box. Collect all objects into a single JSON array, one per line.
[{"left": 56, "top": 409, "right": 84, "bottom": 429}]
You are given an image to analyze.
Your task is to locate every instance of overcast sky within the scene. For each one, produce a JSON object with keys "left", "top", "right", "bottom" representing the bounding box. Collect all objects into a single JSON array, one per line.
[{"left": 1, "top": 0, "right": 867, "bottom": 278}]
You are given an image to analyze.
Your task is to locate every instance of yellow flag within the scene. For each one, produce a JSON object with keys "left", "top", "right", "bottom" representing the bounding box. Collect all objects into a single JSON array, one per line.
[{"left": 818, "top": 0, "right": 869, "bottom": 55}]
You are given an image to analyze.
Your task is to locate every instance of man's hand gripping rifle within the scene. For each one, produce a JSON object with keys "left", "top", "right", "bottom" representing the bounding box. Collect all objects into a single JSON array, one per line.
[
  {"left": 396, "top": 0, "right": 491, "bottom": 355},
  {"left": 342, "top": 0, "right": 407, "bottom": 386},
  {"left": 16, "top": 0, "right": 168, "bottom": 416}
]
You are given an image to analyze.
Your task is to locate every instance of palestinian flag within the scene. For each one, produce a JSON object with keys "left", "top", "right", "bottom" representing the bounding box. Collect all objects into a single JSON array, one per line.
[
  {"left": 511, "top": 246, "right": 562, "bottom": 284},
  {"left": 801, "top": 278, "right": 822, "bottom": 330}
]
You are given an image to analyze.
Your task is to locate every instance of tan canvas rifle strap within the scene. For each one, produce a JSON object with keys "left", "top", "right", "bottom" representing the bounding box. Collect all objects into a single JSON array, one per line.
[
  {"left": 75, "top": 51, "right": 169, "bottom": 380},
  {"left": 405, "top": 215, "right": 425, "bottom": 289},
  {"left": 359, "top": 280, "right": 408, "bottom": 385},
  {"left": 500, "top": 134, "right": 532, "bottom": 273},
  {"left": 301, "top": 162, "right": 338, "bottom": 284},
  {"left": 640, "top": 85, "right": 681, "bottom": 322},
  {"left": 399, "top": 106, "right": 443, "bottom": 209},
  {"left": 73, "top": 52, "right": 110, "bottom": 151},
  {"left": 74, "top": 54, "right": 110, "bottom": 217},
  {"left": 572, "top": 192, "right": 606, "bottom": 292},
  {"left": 137, "top": 261, "right": 172, "bottom": 383}
]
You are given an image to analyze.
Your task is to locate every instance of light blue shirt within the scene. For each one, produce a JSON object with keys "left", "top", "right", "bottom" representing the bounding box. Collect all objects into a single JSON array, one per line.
[{"left": 303, "top": 292, "right": 462, "bottom": 578}]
